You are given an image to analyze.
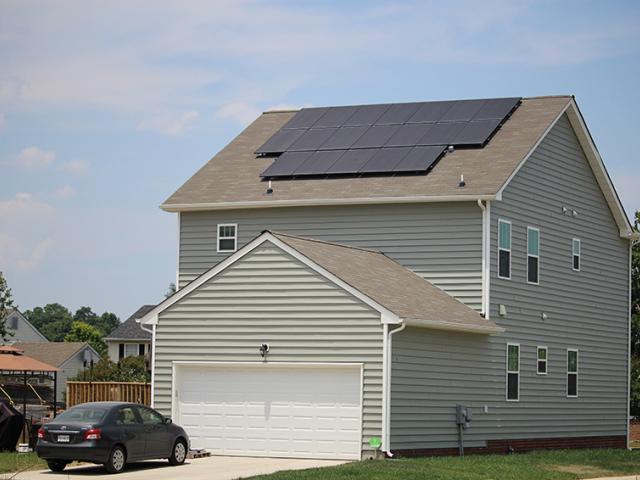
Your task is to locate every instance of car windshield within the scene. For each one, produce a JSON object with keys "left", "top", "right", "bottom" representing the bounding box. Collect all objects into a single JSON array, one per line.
[{"left": 54, "top": 405, "right": 110, "bottom": 423}]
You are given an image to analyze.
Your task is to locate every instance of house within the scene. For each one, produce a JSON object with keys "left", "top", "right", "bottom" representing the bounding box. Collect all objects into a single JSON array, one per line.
[
  {"left": 13, "top": 342, "right": 101, "bottom": 403},
  {"left": 104, "top": 305, "right": 154, "bottom": 361},
  {"left": 1, "top": 310, "right": 48, "bottom": 344},
  {"left": 139, "top": 96, "right": 636, "bottom": 460}
]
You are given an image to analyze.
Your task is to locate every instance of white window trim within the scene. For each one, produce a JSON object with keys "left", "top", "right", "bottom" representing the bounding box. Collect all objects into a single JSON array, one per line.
[
  {"left": 567, "top": 348, "right": 579, "bottom": 398},
  {"left": 572, "top": 238, "right": 581, "bottom": 272},
  {"left": 506, "top": 342, "right": 520, "bottom": 402},
  {"left": 527, "top": 227, "right": 540, "bottom": 285},
  {"left": 217, "top": 223, "right": 238, "bottom": 253},
  {"left": 536, "top": 345, "right": 548, "bottom": 375},
  {"left": 498, "top": 219, "right": 512, "bottom": 280}
]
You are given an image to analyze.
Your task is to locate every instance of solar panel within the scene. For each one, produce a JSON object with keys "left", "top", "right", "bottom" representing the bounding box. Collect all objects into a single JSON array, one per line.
[
  {"left": 360, "top": 147, "right": 412, "bottom": 173},
  {"left": 472, "top": 97, "right": 520, "bottom": 120},
  {"left": 343, "top": 104, "right": 390, "bottom": 126},
  {"left": 259, "top": 97, "right": 522, "bottom": 178},
  {"left": 393, "top": 145, "right": 445, "bottom": 172},
  {"left": 313, "top": 106, "right": 359, "bottom": 128},
  {"left": 417, "top": 122, "right": 467, "bottom": 146},
  {"left": 384, "top": 123, "right": 434, "bottom": 147},
  {"left": 453, "top": 118, "right": 502, "bottom": 146},
  {"left": 294, "top": 150, "right": 345, "bottom": 175},
  {"left": 375, "top": 103, "right": 422, "bottom": 125},
  {"left": 256, "top": 128, "right": 306, "bottom": 154},
  {"left": 351, "top": 124, "right": 401, "bottom": 149},
  {"left": 260, "top": 151, "right": 313, "bottom": 177},
  {"left": 325, "top": 149, "right": 377, "bottom": 174},
  {"left": 281, "top": 107, "right": 328, "bottom": 129},
  {"left": 407, "top": 101, "right": 456, "bottom": 123},
  {"left": 439, "top": 99, "right": 486, "bottom": 122},
  {"left": 288, "top": 128, "right": 338, "bottom": 151},
  {"left": 318, "top": 126, "right": 368, "bottom": 150}
]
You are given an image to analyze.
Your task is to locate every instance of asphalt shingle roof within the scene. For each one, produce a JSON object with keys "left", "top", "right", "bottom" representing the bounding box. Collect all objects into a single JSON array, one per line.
[
  {"left": 105, "top": 305, "right": 155, "bottom": 341},
  {"left": 12, "top": 342, "right": 91, "bottom": 367}
]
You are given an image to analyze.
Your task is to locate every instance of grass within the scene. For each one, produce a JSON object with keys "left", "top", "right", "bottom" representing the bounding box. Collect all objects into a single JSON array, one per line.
[
  {"left": 246, "top": 449, "right": 640, "bottom": 480},
  {"left": 0, "top": 452, "right": 46, "bottom": 475}
]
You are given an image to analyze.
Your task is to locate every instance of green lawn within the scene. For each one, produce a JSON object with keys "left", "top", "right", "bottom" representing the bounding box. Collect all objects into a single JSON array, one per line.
[
  {"left": 247, "top": 449, "right": 640, "bottom": 480},
  {"left": 0, "top": 452, "right": 46, "bottom": 475}
]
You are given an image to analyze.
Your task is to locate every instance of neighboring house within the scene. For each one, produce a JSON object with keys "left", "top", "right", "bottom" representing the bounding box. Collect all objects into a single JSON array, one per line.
[
  {"left": 1, "top": 310, "right": 48, "bottom": 344},
  {"left": 140, "top": 96, "right": 637, "bottom": 460},
  {"left": 105, "top": 305, "right": 154, "bottom": 361},
  {"left": 13, "top": 342, "right": 101, "bottom": 402}
]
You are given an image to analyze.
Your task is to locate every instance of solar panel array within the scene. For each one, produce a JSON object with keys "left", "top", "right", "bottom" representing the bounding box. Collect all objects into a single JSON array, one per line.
[{"left": 257, "top": 97, "right": 521, "bottom": 178}]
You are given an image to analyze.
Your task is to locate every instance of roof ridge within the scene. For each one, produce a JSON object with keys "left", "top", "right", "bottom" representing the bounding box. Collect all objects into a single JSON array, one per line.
[{"left": 267, "top": 230, "right": 383, "bottom": 254}]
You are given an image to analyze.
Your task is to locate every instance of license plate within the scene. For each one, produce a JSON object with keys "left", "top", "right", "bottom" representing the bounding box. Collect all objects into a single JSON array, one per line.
[{"left": 57, "top": 435, "right": 70, "bottom": 443}]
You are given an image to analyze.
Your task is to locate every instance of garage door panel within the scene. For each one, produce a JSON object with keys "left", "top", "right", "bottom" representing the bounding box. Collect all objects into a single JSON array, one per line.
[{"left": 176, "top": 365, "right": 362, "bottom": 459}]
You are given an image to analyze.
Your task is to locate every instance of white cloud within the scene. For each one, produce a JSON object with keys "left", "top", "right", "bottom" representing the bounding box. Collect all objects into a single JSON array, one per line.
[
  {"left": 54, "top": 185, "right": 75, "bottom": 198},
  {"left": 14, "top": 146, "right": 56, "bottom": 170},
  {"left": 137, "top": 110, "right": 199, "bottom": 136},
  {"left": 60, "top": 159, "right": 89, "bottom": 176},
  {"left": 215, "top": 102, "right": 262, "bottom": 126},
  {"left": 0, "top": 193, "right": 56, "bottom": 271}
]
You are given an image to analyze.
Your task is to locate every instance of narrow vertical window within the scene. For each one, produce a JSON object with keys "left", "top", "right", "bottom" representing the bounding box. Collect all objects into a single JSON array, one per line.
[
  {"left": 139, "top": 344, "right": 145, "bottom": 356},
  {"left": 217, "top": 224, "right": 237, "bottom": 252},
  {"left": 537, "top": 346, "right": 548, "bottom": 375},
  {"left": 506, "top": 343, "right": 520, "bottom": 401},
  {"left": 572, "top": 238, "right": 580, "bottom": 271},
  {"left": 567, "top": 349, "right": 578, "bottom": 397},
  {"left": 498, "top": 219, "right": 511, "bottom": 279},
  {"left": 527, "top": 227, "right": 540, "bottom": 284},
  {"left": 118, "top": 343, "right": 125, "bottom": 360}
]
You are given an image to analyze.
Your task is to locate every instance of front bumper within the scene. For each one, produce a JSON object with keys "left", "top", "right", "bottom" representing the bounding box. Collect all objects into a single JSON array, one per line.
[{"left": 36, "top": 440, "right": 110, "bottom": 464}]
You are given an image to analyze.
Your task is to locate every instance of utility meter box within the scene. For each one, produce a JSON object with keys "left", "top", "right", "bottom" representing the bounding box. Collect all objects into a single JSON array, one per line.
[{"left": 456, "top": 404, "right": 472, "bottom": 429}]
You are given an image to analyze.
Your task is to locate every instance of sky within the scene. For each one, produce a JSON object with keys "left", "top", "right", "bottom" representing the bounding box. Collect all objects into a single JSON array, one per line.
[{"left": 1, "top": 0, "right": 640, "bottom": 320}]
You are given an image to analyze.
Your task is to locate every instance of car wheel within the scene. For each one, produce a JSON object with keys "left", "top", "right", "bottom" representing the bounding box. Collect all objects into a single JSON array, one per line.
[
  {"left": 47, "top": 460, "right": 67, "bottom": 472},
  {"left": 168, "top": 439, "right": 187, "bottom": 466},
  {"left": 105, "top": 446, "right": 127, "bottom": 474}
]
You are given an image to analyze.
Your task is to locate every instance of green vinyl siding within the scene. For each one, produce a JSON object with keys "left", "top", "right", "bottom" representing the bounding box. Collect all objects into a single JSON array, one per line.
[{"left": 155, "top": 242, "right": 384, "bottom": 456}]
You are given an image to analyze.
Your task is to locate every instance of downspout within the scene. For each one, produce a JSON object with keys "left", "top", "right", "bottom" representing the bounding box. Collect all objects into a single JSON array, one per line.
[
  {"left": 627, "top": 239, "right": 635, "bottom": 449},
  {"left": 477, "top": 199, "right": 491, "bottom": 318},
  {"left": 139, "top": 321, "right": 156, "bottom": 408},
  {"left": 383, "top": 322, "right": 406, "bottom": 457}
]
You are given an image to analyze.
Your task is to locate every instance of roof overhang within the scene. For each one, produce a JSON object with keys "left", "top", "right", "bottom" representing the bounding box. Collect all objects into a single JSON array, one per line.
[
  {"left": 496, "top": 98, "right": 637, "bottom": 241},
  {"left": 404, "top": 317, "right": 504, "bottom": 335},
  {"left": 160, "top": 194, "right": 496, "bottom": 212}
]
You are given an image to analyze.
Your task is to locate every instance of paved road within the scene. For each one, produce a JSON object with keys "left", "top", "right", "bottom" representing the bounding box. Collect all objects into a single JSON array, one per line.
[{"left": 8, "top": 456, "right": 346, "bottom": 480}]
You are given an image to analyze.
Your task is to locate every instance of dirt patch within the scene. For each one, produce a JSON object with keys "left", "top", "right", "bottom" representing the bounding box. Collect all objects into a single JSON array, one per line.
[{"left": 545, "top": 464, "right": 618, "bottom": 477}]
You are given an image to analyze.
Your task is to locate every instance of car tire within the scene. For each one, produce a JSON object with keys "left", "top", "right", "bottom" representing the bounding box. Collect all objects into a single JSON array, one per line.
[
  {"left": 168, "top": 439, "right": 187, "bottom": 466},
  {"left": 47, "top": 460, "right": 67, "bottom": 472},
  {"left": 105, "top": 445, "right": 127, "bottom": 474}
]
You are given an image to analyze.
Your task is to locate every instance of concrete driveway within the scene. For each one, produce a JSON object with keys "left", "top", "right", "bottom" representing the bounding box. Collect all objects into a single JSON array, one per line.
[{"left": 10, "top": 456, "right": 347, "bottom": 480}]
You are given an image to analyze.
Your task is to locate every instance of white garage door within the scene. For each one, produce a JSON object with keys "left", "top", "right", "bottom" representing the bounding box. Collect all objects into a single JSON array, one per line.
[{"left": 175, "top": 364, "right": 362, "bottom": 460}]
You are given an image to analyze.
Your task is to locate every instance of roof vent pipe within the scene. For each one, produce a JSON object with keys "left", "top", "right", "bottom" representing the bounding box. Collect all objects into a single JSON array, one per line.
[
  {"left": 458, "top": 174, "right": 466, "bottom": 188},
  {"left": 265, "top": 180, "right": 273, "bottom": 195}
]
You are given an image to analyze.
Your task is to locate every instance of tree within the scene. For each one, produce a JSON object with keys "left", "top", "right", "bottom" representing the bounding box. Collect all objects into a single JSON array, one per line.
[
  {"left": 630, "top": 211, "right": 640, "bottom": 414},
  {"left": 73, "top": 307, "right": 120, "bottom": 336},
  {"left": 70, "top": 356, "right": 149, "bottom": 383},
  {"left": 65, "top": 321, "right": 107, "bottom": 357},
  {"left": 0, "top": 272, "right": 15, "bottom": 341},
  {"left": 165, "top": 282, "right": 176, "bottom": 299},
  {"left": 23, "top": 303, "right": 73, "bottom": 341}
]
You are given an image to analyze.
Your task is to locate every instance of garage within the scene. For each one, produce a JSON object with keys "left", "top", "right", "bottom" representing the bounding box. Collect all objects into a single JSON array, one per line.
[{"left": 174, "top": 363, "right": 363, "bottom": 460}]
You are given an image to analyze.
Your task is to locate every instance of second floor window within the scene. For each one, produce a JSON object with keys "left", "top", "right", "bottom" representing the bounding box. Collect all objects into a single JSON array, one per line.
[
  {"left": 537, "top": 346, "right": 548, "bottom": 375},
  {"left": 527, "top": 227, "right": 540, "bottom": 284},
  {"left": 498, "top": 219, "right": 511, "bottom": 279},
  {"left": 218, "top": 224, "right": 237, "bottom": 252},
  {"left": 572, "top": 238, "right": 581, "bottom": 271}
]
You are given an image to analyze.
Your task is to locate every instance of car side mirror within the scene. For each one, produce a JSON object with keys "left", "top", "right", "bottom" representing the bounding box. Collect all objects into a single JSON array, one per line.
[{"left": 164, "top": 417, "right": 172, "bottom": 425}]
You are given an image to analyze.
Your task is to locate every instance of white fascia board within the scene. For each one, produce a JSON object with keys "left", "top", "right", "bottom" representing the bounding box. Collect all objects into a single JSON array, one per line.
[
  {"left": 404, "top": 317, "right": 505, "bottom": 335},
  {"left": 138, "top": 232, "right": 401, "bottom": 326},
  {"left": 496, "top": 98, "right": 636, "bottom": 240},
  {"left": 160, "top": 194, "right": 496, "bottom": 212}
]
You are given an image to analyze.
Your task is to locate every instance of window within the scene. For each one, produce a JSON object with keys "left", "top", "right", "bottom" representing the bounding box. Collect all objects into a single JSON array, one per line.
[
  {"left": 138, "top": 344, "right": 145, "bottom": 356},
  {"left": 537, "top": 346, "right": 548, "bottom": 375},
  {"left": 217, "top": 224, "right": 237, "bottom": 252},
  {"left": 498, "top": 219, "right": 511, "bottom": 279},
  {"left": 115, "top": 407, "right": 140, "bottom": 425},
  {"left": 125, "top": 343, "right": 139, "bottom": 357},
  {"left": 506, "top": 343, "right": 520, "bottom": 401},
  {"left": 567, "top": 349, "right": 578, "bottom": 397},
  {"left": 572, "top": 238, "right": 581, "bottom": 271},
  {"left": 527, "top": 227, "right": 540, "bottom": 284},
  {"left": 118, "top": 344, "right": 125, "bottom": 360},
  {"left": 137, "top": 407, "right": 164, "bottom": 425}
]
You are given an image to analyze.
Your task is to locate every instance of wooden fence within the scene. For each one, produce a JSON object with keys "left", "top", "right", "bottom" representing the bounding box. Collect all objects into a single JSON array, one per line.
[{"left": 67, "top": 381, "right": 151, "bottom": 407}]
